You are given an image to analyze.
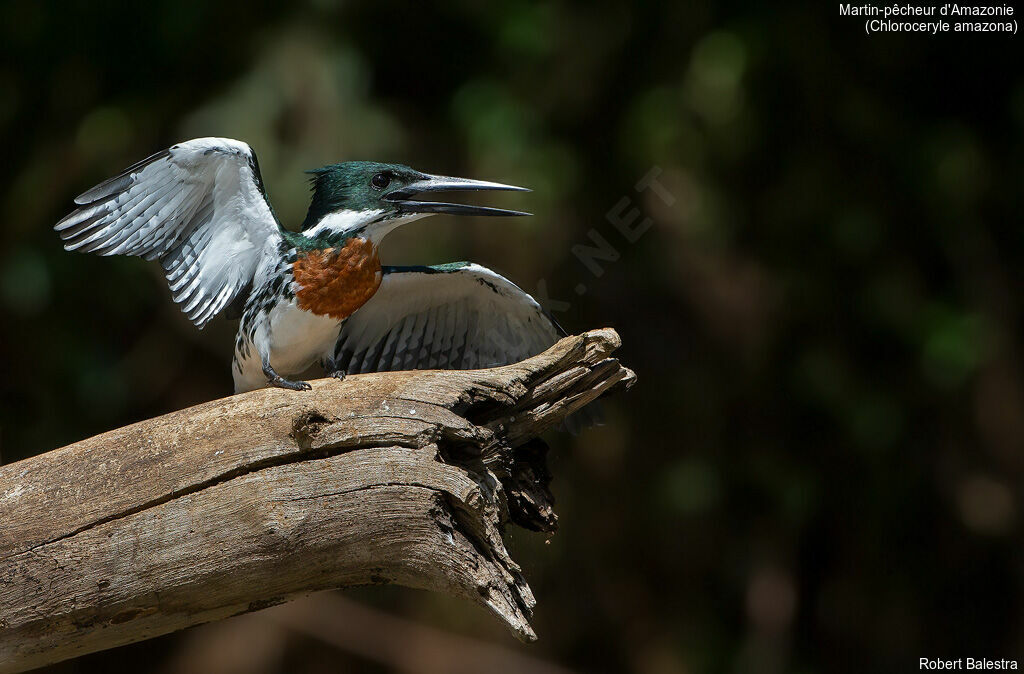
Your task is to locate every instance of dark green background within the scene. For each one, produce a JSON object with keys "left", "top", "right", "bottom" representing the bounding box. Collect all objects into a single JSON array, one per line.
[{"left": 1, "top": 1, "right": 1022, "bottom": 672}]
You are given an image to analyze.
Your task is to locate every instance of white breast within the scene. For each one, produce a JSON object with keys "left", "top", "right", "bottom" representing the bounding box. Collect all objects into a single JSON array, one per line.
[{"left": 266, "top": 297, "right": 342, "bottom": 373}]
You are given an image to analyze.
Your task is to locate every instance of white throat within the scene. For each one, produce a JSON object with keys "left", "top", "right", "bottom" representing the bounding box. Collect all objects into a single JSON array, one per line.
[{"left": 304, "top": 209, "right": 432, "bottom": 244}]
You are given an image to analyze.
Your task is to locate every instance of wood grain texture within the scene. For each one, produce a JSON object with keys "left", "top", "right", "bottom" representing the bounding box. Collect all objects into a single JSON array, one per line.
[{"left": 0, "top": 328, "right": 634, "bottom": 674}]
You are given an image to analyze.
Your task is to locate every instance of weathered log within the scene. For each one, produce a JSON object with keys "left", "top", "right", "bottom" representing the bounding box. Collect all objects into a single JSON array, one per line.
[{"left": 0, "top": 329, "right": 634, "bottom": 673}]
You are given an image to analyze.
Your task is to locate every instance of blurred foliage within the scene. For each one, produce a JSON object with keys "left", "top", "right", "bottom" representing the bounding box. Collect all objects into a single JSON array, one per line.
[{"left": 1, "top": 1, "right": 1022, "bottom": 673}]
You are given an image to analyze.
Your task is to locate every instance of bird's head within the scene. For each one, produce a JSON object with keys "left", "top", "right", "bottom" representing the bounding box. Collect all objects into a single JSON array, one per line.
[{"left": 300, "top": 161, "right": 529, "bottom": 243}]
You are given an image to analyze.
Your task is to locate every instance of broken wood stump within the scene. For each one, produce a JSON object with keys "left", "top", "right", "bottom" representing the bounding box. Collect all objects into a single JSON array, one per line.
[{"left": 0, "top": 328, "right": 634, "bottom": 673}]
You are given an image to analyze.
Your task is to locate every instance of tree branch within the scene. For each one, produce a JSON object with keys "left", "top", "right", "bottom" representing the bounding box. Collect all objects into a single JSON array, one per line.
[{"left": 0, "top": 328, "right": 634, "bottom": 674}]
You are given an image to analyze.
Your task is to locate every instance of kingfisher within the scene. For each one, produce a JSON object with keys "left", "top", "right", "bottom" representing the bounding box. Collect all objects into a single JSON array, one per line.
[{"left": 55, "top": 137, "right": 569, "bottom": 393}]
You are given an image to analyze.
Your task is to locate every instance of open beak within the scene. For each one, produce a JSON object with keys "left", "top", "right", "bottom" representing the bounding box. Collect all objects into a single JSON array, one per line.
[{"left": 383, "top": 174, "right": 531, "bottom": 217}]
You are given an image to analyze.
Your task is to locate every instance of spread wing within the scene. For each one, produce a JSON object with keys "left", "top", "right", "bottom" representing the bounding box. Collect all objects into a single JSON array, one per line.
[
  {"left": 54, "top": 137, "right": 281, "bottom": 327},
  {"left": 332, "top": 262, "right": 566, "bottom": 374}
]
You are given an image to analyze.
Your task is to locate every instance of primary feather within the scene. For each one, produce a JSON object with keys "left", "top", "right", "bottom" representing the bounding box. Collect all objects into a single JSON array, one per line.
[{"left": 55, "top": 137, "right": 281, "bottom": 328}]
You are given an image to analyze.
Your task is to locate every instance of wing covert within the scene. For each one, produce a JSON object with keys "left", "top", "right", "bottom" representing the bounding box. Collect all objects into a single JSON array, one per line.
[
  {"left": 333, "top": 262, "right": 565, "bottom": 375},
  {"left": 55, "top": 137, "right": 281, "bottom": 327}
]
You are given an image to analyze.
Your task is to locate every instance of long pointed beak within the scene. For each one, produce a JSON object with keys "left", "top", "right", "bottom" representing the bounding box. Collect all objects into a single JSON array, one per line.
[{"left": 383, "top": 174, "right": 531, "bottom": 217}]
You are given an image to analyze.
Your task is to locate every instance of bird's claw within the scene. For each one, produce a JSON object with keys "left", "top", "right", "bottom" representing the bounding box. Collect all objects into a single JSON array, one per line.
[
  {"left": 329, "top": 370, "right": 347, "bottom": 382},
  {"left": 269, "top": 376, "right": 311, "bottom": 391}
]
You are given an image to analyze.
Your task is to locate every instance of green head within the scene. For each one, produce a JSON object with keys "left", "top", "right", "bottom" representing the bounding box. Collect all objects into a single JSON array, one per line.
[{"left": 300, "top": 161, "right": 530, "bottom": 243}]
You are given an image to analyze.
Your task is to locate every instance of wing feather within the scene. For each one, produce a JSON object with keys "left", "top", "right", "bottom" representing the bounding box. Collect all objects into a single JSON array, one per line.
[
  {"left": 63, "top": 179, "right": 180, "bottom": 251},
  {"left": 451, "top": 298, "right": 468, "bottom": 369},
  {"left": 437, "top": 299, "right": 456, "bottom": 369},
  {"left": 420, "top": 304, "right": 439, "bottom": 366},
  {"left": 73, "top": 148, "right": 171, "bottom": 205},
  {"left": 333, "top": 262, "right": 564, "bottom": 375},
  {"left": 378, "top": 327, "right": 401, "bottom": 372},
  {"left": 55, "top": 137, "right": 280, "bottom": 328},
  {"left": 394, "top": 311, "right": 418, "bottom": 370}
]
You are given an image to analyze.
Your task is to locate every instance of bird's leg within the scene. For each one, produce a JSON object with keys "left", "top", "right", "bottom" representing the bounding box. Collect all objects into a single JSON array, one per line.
[
  {"left": 322, "top": 356, "right": 347, "bottom": 382},
  {"left": 262, "top": 357, "right": 311, "bottom": 391}
]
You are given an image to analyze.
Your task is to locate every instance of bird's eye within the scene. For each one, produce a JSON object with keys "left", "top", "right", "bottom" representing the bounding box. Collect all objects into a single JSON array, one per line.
[{"left": 370, "top": 172, "right": 391, "bottom": 190}]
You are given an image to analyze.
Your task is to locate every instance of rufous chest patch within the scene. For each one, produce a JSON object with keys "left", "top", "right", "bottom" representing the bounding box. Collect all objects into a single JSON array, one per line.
[{"left": 292, "top": 238, "right": 382, "bottom": 320}]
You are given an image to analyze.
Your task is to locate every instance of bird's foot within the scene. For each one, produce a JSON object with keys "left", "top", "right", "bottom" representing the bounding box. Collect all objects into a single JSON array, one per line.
[
  {"left": 267, "top": 375, "right": 312, "bottom": 391},
  {"left": 322, "top": 357, "right": 347, "bottom": 382},
  {"left": 262, "top": 361, "right": 311, "bottom": 391}
]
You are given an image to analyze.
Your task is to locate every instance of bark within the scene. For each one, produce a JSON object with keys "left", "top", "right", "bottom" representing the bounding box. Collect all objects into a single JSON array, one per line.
[{"left": 0, "top": 329, "right": 634, "bottom": 673}]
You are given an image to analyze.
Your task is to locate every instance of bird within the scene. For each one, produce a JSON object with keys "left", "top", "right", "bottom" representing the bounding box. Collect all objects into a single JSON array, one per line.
[{"left": 54, "top": 137, "right": 570, "bottom": 394}]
